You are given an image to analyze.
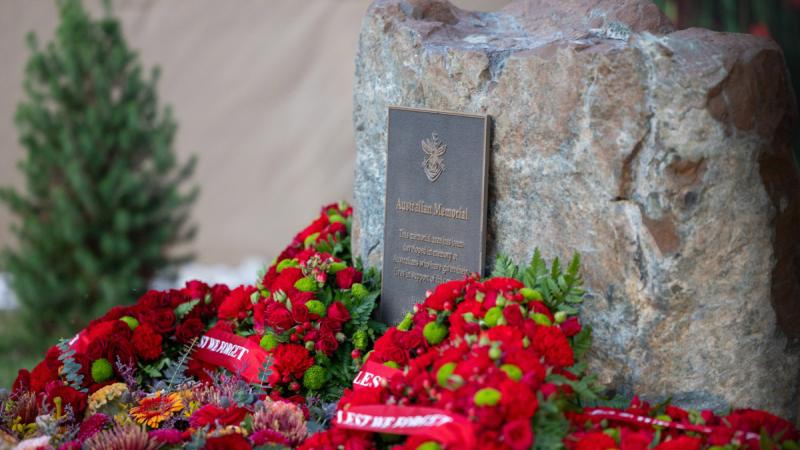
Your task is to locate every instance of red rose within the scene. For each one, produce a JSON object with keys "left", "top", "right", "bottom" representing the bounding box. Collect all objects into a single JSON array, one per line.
[
  {"left": 45, "top": 382, "right": 88, "bottom": 417},
  {"left": 571, "top": 432, "right": 618, "bottom": 450},
  {"left": 190, "top": 404, "right": 248, "bottom": 428},
  {"left": 138, "top": 290, "right": 172, "bottom": 309},
  {"left": 44, "top": 345, "right": 62, "bottom": 371},
  {"left": 138, "top": 308, "right": 175, "bottom": 334},
  {"left": 204, "top": 434, "right": 251, "bottom": 450},
  {"left": 335, "top": 267, "right": 362, "bottom": 290},
  {"left": 320, "top": 317, "right": 342, "bottom": 333},
  {"left": 106, "top": 333, "right": 137, "bottom": 369},
  {"left": 265, "top": 303, "right": 294, "bottom": 332},
  {"left": 560, "top": 316, "right": 582, "bottom": 337},
  {"left": 187, "top": 358, "right": 216, "bottom": 383},
  {"left": 209, "top": 283, "right": 231, "bottom": 304},
  {"left": 295, "top": 215, "right": 328, "bottom": 244},
  {"left": 175, "top": 318, "right": 205, "bottom": 344},
  {"left": 502, "top": 419, "right": 534, "bottom": 450},
  {"left": 269, "top": 267, "right": 303, "bottom": 293},
  {"left": 654, "top": 436, "right": 702, "bottom": 450},
  {"left": 271, "top": 344, "right": 313, "bottom": 379},
  {"left": 12, "top": 369, "right": 30, "bottom": 395},
  {"left": 30, "top": 360, "right": 58, "bottom": 393},
  {"left": 424, "top": 280, "right": 467, "bottom": 310},
  {"left": 482, "top": 277, "right": 524, "bottom": 292},
  {"left": 316, "top": 330, "right": 339, "bottom": 355},
  {"left": 327, "top": 301, "right": 351, "bottom": 324},
  {"left": 291, "top": 300, "right": 310, "bottom": 323},
  {"left": 503, "top": 304, "right": 525, "bottom": 327},
  {"left": 132, "top": 323, "right": 163, "bottom": 360},
  {"left": 183, "top": 280, "right": 209, "bottom": 300}
]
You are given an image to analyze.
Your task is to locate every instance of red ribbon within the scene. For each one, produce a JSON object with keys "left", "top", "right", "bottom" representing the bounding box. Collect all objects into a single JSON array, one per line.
[
  {"left": 583, "top": 409, "right": 761, "bottom": 442},
  {"left": 584, "top": 408, "right": 713, "bottom": 434},
  {"left": 68, "top": 330, "right": 90, "bottom": 353},
  {"left": 335, "top": 404, "right": 476, "bottom": 448},
  {"left": 193, "top": 329, "right": 270, "bottom": 383},
  {"left": 351, "top": 361, "right": 401, "bottom": 390}
]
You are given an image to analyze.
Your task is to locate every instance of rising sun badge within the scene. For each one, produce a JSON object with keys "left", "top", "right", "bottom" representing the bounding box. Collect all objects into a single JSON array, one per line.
[{"left": 421, "top": 132, "right": 446, "bottom": 182}]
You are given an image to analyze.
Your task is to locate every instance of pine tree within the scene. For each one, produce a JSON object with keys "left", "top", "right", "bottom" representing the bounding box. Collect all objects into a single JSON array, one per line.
[{"left": 0, "top": 0, "right": 197, "bottom": 340}]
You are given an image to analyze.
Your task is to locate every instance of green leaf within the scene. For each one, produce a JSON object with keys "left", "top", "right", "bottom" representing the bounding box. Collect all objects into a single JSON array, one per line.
[
  {"left": 174, "top": 299, "right": 200, "bottom": 320},
  {"left": 491, "top": 254, "right": 519, "bottom": 279},
  {"left": 571, "top": 325, "right": 593, "bottom": 361}
]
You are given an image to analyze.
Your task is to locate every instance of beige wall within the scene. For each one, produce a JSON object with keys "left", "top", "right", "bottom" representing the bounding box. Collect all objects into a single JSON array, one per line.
[{"left": 0, "top": 0, "right": 509, "bottom": 264}]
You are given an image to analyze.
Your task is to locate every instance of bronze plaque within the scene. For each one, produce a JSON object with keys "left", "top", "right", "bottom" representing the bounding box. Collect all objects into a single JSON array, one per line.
[{"left": 380, "top": 106, "right": 490, "bottom": 324}]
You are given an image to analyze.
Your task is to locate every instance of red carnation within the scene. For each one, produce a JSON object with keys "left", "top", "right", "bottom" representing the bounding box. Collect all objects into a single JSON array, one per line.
[
  {"left": 271, "top": 343, "right": 314, "bottom": 379},
  {"left": 327, "top": 301, "right": 351, "bottom": 324},
  {"left": 132, "top": 323, "right": 163, "bottom": 361},
  {"left": 175, "top": 317, "right": 205, "bottom": 344},
  {"left": 335, "top": 267, "right": 362, "bottom": 290},
  {"left": 502, "top": 419, "right": 534, "bottom": 450},
  {"left": 137, "top": 290, "right": 173, "bottom": 309},
  {"left": 500, "top": 380, "right": 538, "bottom": 419},
  {"left": 654, "top": 436, "right": 702, "bottom": 450},
  {"left": 570, "top": 432, "right": 618, "bottom": 450},
  {"left": 532, "top": 325, "right": 574, "bottom": 368},
  {"left": 190, "top": 404, "right": 248, "bottom": 428},
  {"left": 218, "top": 285, "right": 256, "bottom": 321},
  {"left": 204, "top": 434, "right": 251, "bottom": 450}
]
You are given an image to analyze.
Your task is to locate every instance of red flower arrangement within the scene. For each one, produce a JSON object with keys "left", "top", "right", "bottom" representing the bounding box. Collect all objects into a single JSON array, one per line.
[
  {"left": 301, "top": 253, "right": 596, "bottom": 450},
  {"left": 211, "top": 202, "right": 383, "bottom": 401},
  {"left": 1, "top": 203, "right": 798, "bottom": 450}
]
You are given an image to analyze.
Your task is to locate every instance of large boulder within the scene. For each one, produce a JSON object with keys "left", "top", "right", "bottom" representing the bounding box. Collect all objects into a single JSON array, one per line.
[{"left": 352, "top": 0, "right": 800, "bottom": 418}]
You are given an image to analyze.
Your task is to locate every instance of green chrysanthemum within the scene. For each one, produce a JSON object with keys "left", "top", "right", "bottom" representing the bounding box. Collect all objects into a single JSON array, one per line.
[
  {"left": 294, "top": 277, "right": 317, "bottom": 292},
  {"left": 91, "top": 358, "right": 113, "bottom": 383},
  {"left": 351, "top": 283, "right": 369, "bottom": 300},
  {"left": 305, "top": 300, "right": 326, "bottom": 316},
  {"left": 303, "top": 365, "right": 327, "bottom": 390},
  {"left": 473, "top": 387, "right": 501, "bottom": 407},
  {"left": 352, "top": 330, "right": 369, "bottom": 350},
  {"left": 260, "top": 333, "right": 278, "bottom": 351},
  {"left": 423, "top": 322, "right": 448, "bottom": 345}
]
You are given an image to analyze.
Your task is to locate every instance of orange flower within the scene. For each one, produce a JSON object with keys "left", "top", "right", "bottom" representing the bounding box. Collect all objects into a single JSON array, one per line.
[{"left": 130, "top": 391, "right": 184, "bottom": 428}]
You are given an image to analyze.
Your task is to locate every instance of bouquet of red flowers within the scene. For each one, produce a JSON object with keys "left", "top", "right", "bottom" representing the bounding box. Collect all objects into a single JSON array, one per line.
[
  {"left": 214, "top": 202, "right": 384, "bottom": 402},
  {"left": 566, "top": 396, "right": 800, "bottom": 450},
  {"left": 9, "top": 279, "right": 230, "bottom": 412},
  {"left": 301, "top": 252, "right": 597, "bottom": 450},
  {"left": 0, "top": 202, "right": 383, "bottom": 449}
]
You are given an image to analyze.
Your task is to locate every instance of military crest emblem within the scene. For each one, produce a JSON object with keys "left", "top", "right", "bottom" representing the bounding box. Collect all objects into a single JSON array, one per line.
[{"left": 421, "top": 132, "right": 446, "bottom": 182}]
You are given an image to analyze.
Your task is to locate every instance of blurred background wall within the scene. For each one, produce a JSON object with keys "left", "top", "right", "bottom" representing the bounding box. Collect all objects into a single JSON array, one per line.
[
  {"left": 0, "top": 0, "right": 512, "bottom": 267},
  {"left": 1, "top": 0, "right": 797, "bottom": 267}
]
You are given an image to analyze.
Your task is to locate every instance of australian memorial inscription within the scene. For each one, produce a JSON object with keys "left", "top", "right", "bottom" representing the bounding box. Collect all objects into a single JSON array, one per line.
[{"left": 380, "top": 107, "right": 489, "bottom": 324}]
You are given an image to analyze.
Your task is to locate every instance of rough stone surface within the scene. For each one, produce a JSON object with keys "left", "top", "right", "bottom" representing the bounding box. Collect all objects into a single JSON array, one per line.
[{"left": 352, "top": 0, "right": 800, "bottom": 419}]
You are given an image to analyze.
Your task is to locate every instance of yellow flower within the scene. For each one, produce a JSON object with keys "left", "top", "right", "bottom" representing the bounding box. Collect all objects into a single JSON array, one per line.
[
  {"left": 129, "top": 391, "right": 184, "bottom": 428},
  {"left": 88, "top": 383, "right": 129, "bottom": 415}
]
